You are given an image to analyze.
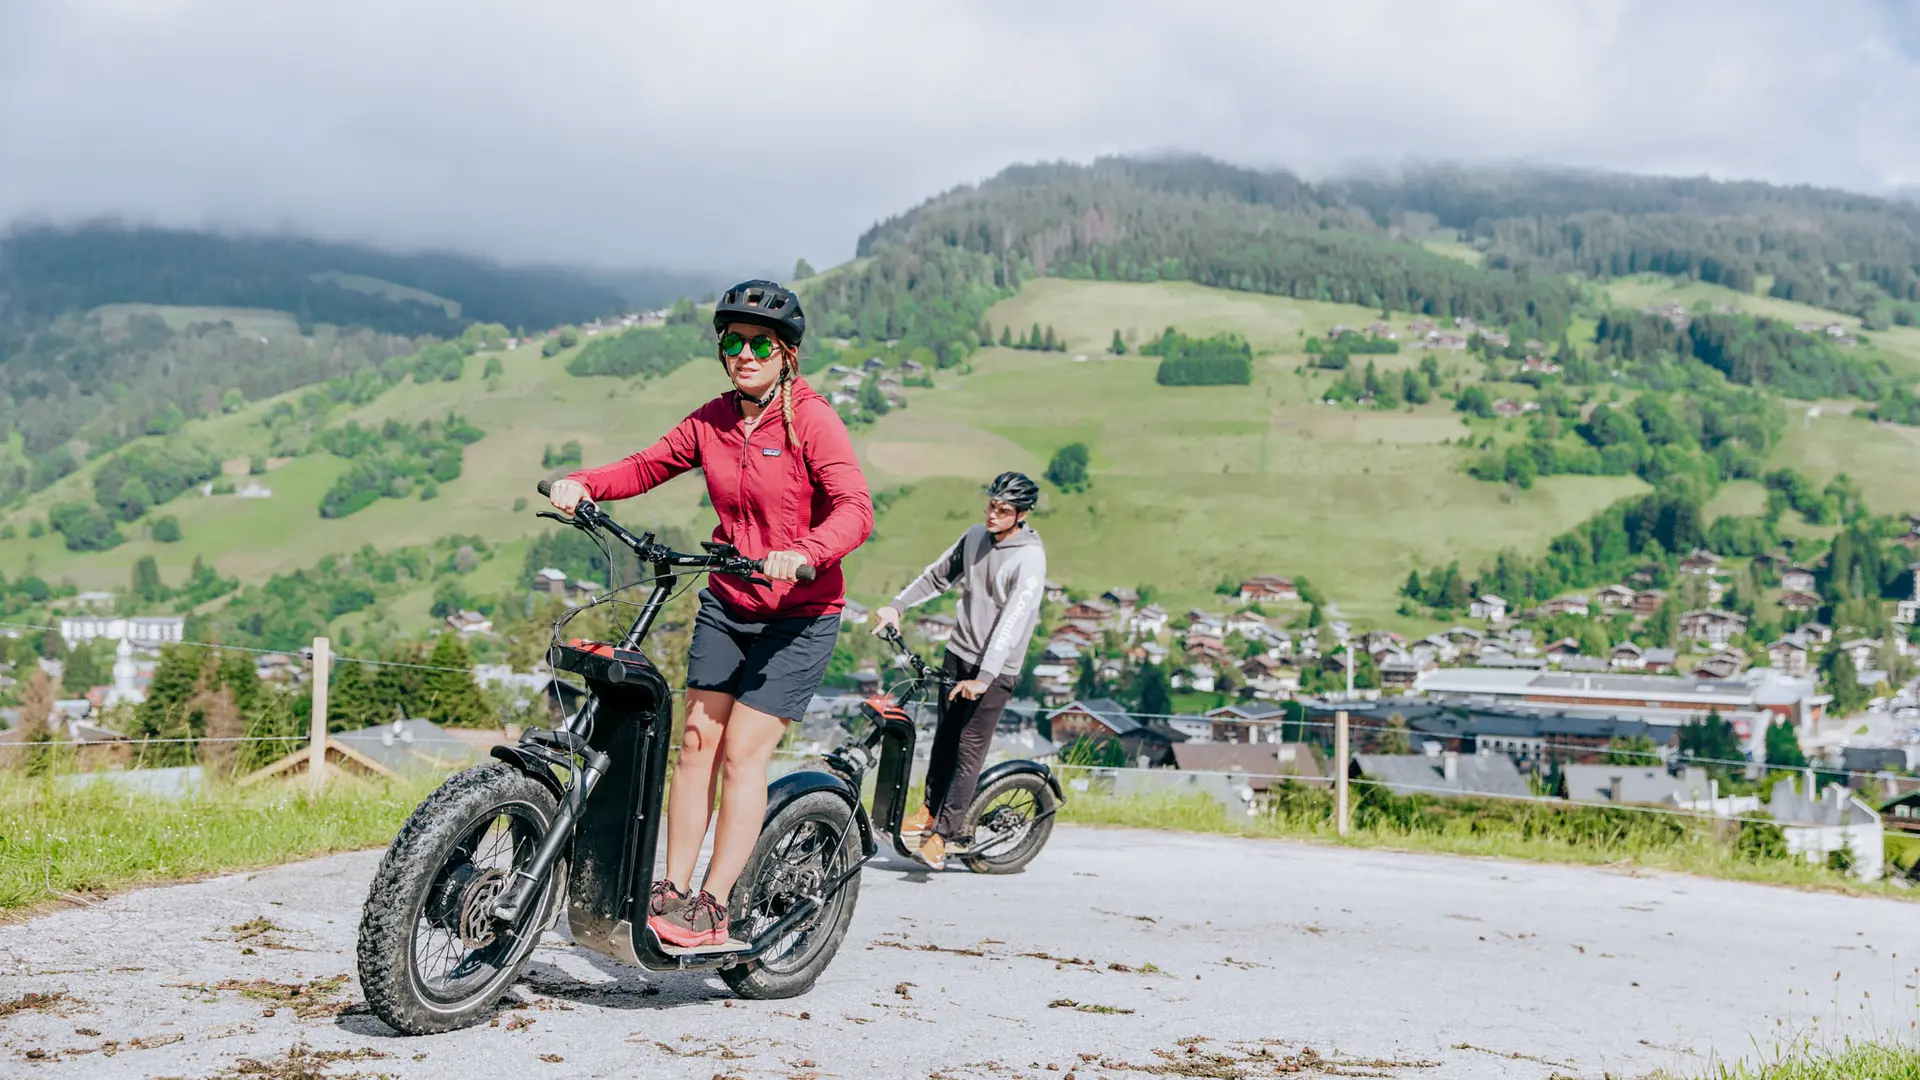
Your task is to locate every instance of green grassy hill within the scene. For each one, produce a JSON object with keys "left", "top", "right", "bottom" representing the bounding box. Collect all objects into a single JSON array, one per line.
[{"left": 5, "top": 273, "right": 1919, "bottom": 637}]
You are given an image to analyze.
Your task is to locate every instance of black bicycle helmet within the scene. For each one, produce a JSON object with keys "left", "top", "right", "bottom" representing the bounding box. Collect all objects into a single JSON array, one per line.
[
  {"left": 713, "top": 279, "right": 806, "bottom": 346},
  {"left": 987, "top": 471, "right": 1040, "bottom": 511}
]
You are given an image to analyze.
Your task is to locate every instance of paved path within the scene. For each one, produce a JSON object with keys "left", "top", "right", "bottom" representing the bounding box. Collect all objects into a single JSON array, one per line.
[{"left": 1, "top": 827, "right": 1913, "bottom": 1079}]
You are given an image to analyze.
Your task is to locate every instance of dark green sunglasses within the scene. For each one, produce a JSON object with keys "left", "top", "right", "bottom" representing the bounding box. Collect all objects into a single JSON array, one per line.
[{"left": 719, "top": 331, "right": 779, "bottom": 360}]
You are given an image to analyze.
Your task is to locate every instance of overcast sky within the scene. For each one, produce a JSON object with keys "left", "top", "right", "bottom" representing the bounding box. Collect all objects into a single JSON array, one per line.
[{"left": 4, "top": 0, "right": 1920, "bottom": 272}]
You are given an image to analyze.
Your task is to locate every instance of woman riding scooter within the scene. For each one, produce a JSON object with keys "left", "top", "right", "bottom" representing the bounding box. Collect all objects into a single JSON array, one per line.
[{"left": 546, "top": 279, "right": 872, "bottom": 949}]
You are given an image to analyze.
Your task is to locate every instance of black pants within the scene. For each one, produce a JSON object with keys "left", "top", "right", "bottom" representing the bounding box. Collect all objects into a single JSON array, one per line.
[{"left": 925, "top": 650, "right": 1018, "bottom": 839}]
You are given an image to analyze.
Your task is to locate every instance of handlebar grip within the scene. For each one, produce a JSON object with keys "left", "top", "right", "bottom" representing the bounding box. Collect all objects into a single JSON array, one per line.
[
  {"left": 536, "top": 479, "right": 553, "bottom": 497},
  {"left": 796, "top": 565, "right": 816, "bottom": 582}
]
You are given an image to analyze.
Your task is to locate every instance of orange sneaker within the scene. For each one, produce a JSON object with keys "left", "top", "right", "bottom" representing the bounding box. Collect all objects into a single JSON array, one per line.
[
  {"left": 649, "top": 890, "right": 729, "bottom": 949},
  {"left": 901, "top": 807, "right": 935, "bottom": 836},
  {"left": 916, "top": 833, "right": 946, "bottom": 871}
]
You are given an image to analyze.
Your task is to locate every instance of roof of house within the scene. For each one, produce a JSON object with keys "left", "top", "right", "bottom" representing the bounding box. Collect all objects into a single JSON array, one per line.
[
  {"left": 333, "top": 719, "right": 494, "bottom": 775},
  {"left": 1352, "top": 752, "right": 1531, "bottom": 798},
  {"left": 1048, "top": 698, "right": 1139, "bottom": 735},
  {"left": 1563, "top": 765, "right": 1714, "bottom": 805},
  {"left": 1171, "top": 743, "right": 1323, "bottom": 786}
]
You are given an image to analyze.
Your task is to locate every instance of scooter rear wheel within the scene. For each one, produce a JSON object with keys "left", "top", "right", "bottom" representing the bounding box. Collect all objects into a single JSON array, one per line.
[
  {"left": 961, "top": 773, "right": 1056, "bottom": 874},
  {"left": 721, "top": 790, "right": 862, "bottom": 999},
  {"left": 356, "top": 764, "right": 565, "bottom": 1034}
]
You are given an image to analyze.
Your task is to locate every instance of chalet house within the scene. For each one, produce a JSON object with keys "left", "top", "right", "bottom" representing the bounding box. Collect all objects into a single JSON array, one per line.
[
  {"left": 1044, "top": 580, "right": 1067, "bottom": 604},
  {"left": 1170, "top": 743, "right": 1325, "bottom": 804},
  {"left": 1051, "top": 622, "right": 1099, "bottom": 648},
  {"left": 1769, "top": 776, "right": 1883, "bottom": 880},
  {"left": 1441, "top": 626, "right": 1485, "bottom": 648},
  {"left": 1185, "top": 633, "right": 1226, "bottom": 656},
  {"left": 1781, "top": 567, "right": 1816, "bottom": 593},
  {"left": 1778, "top": 591, "right": 1821, "bottom": 613},
  {"left": 1237, "top": 575, "right": 1299, "bottom": 603},
  {"left": 1128, "top": 605, "right": 1170, "bottom": 637},
  {"left": 1350, "top": 750, "right": 1530, "bottom": 799},
  {"left": 446, "top": 610, "right": 492, "bottom": 636},
  {"left": 1469, "top": 594, "right": 1508, "bottom": 622},
  {"left": 1062, "top": 599, "right": 1115, "bottom": 625},
  {"left": 1798, "top": 622, "right": 1834, "bottom": 645},
  {"left": 1538, "top": 595, "right": 1591, "bottom": 618},
  {"left": 1180, "top": 662, "right": 1217, "bottom": 693},
  {"left": 1627, "top": 564, "right": 1662, "bottom": 588},
  {"left": 1046, "top": 698, "right": 1182, "bottom": 767},
  {"left": 1562, "top": 765, "right": 1717, "bottom": 807},
  {"left": 1678, "top": 549, "right": 1723, "bottom": 576},
  {"left": 1642, "top": 648, "right": 1678, "bottom": 674},
  {"left": 1767, "top": 635, "right": 1812, "bottom": 677},
  {"left": 1543, "top": 638, "right": 1584, "bottom": 664},
  {"left": 1881, "top": 791, "right": 1920, "bottom": 844},
  {"left": 900, "top": 359, "right": 927, "bottom": 376},
  {"left": 861, "top": 356, "right": 886, "bottom": 371},
  {"left": 1419, "top": 634, "right": 1460, "bottom": 663},
  {"left": 1205, "top": 704, "right": 1291, "bottom": 744},
  {"left": 1609, "top": 642, "right": 1645, "bottom": 670},
  {"left": 1839, "top": 638, "right": 1881, "bottom": 670},
  {"left": 1898, "top": 562, "right": 1920, "bottom": 625},
  {"left": 1043, "top": 641, "right": 1082, "bottom": 664},
  {"left": 1225, "top": 612, "right": 1271, "bottom": 639},
  {"left": 1185, "top": 609, "right": 1226, "bottom": 636},
  {"left": 1101, "top": 588, "right": 1140, "bottom": 615},
  {"left": 1632, "top": 589, "right": 1668, "bottom": 617},
  {"left": 1379, "top": 655, "right": 1435, "bottom": 688},
  {"left": 533, "top": 567, "right": 568, "bottom": 599},
  {"left": 841, "top": 600, "right": 870, "bottom": 626},
  {"left": 1680, "top": 609, "right": 1748, "bottom": 645},
  {"left": 1521, "top": 356, "right": 1563, "bottom": 375},
  {"left": 1691, "top": 651, "right": 1746, "bottom": 680}
]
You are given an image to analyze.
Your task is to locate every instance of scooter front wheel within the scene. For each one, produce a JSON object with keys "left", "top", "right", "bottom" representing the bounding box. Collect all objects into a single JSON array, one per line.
[
  {"left": 356, "top": 764, "right": 565, "bottom": 1034},
  {"left": 960, "top": 773, "right": 1056, "bottom": 874},
  {"left": 720, "top": 790, "right": 862, "bottom": 999}
]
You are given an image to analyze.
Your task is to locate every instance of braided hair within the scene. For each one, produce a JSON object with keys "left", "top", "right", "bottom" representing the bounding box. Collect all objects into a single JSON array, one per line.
[{"left": 777, "top": 347, "right": 801, "bottom": 450}]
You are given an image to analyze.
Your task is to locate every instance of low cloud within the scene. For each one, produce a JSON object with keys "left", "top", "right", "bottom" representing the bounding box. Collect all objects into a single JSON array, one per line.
[{"left": 3, "top": 0, "right": 1916, "bottom": 270}]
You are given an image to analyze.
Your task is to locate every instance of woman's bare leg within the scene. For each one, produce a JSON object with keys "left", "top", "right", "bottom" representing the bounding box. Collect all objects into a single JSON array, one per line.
[
  {"left": 664, "top": 689, "right": 733, "bottom": 891},
  {"left": 699, "top": 702, "right": 789, "bottom": 904}
]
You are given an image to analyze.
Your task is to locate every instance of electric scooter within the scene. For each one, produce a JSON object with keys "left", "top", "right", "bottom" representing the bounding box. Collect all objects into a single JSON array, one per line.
[
  {"left": 824, "top": 627, "right": 1063, "bottom": 874},
  {"left": 356, "top": 482, "right": 874, "bottom": 1034}
]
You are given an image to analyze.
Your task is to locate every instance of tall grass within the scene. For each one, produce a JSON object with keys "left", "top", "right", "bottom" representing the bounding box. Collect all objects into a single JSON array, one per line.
[
  {"left": 0, "top": 770, "right": 440, "bottom": 914},
  {"left": 1671, "top": 1038, "right": 1920, "bottom": 1079},
  {"left": 1056, "top": 775, "right": 1892, "bottom": 896}
]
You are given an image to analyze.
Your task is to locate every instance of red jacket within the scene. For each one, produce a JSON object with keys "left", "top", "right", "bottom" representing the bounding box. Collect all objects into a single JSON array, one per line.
[{"left": 568, "top": 379, "right": 872, "bottom": 620}]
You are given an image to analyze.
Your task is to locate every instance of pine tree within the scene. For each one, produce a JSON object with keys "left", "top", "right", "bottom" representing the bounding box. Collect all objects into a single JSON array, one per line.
[
  {"left": 1764, "top": 719, "right": 1808, "bottom": 769},
  {"left": 1000, "top": 325, "right": 1012, "bottom": 348},
  {"left": 132, "top": 556, "right": 165, "bottom": 602},
  {"left": 1402, "top": 570, "right": 1422, "bottom": 601},
  {"left": 1134, "top": 663, "right": 1171, "bottom": 717},
  {"left": 1074, "top": 653, "right": 1100, "bottom": 699},
  {"left": 1028, "top": 323, "right": 1043, "bottom": 349},
  {"left": 1110, "top": 330, "right": 1126, "bottom": 355},
  {"left": 370, "top": 644, "right": 429, "bottom": 724},
  {"left": 421, "top": 634, "right": 492, "bottom": 727},
  {"left": 327, "top": 656, "right": 381, "bottom": 732},
  {"left": 1043, "top": 325, "right": 1058, "bottom": 351}
]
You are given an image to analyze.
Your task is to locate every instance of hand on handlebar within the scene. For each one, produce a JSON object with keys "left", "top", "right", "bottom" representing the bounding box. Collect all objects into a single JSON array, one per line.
[
  {"left": 545, "top": 478, "right": 589, "bottom": 513},
  {"left": 871, "top": 605, "right": 902, "bottom": 639},
  {"left": 761, "top": 550, "right": 811, "bottom": 583}
]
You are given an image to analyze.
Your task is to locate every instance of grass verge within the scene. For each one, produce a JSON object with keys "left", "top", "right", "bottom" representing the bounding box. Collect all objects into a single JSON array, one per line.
[
  {"left": 0, "top": 772, "right": 440, "bottom": 916},
  {"left": 1055, "top": 779, "right": 1902, "bottom": 898},
  {"left": 1666, "top": 1037, "right": 1920, "bottom": 1079}
]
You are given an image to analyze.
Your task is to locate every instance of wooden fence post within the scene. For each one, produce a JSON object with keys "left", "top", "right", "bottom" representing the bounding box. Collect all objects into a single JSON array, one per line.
[
  {"left": 308, "top": 637, "right": 331, "bottom": 797},
  {"left": 1334, "top": 709, "right": 1350, "bottom": 837}
]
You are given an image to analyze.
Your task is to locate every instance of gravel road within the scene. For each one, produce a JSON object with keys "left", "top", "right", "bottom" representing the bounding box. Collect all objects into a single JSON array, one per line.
[{"left": 1, "top": 826, "right": 1913, "bottom": 1079}]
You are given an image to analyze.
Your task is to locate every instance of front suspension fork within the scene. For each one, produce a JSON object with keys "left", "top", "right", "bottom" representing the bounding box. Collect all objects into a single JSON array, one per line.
[{"left": 491, "top": 731, "right": 610, "bottom": 923}]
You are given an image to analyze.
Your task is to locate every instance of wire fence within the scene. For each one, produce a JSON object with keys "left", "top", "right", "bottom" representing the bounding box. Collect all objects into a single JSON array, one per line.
[{"left": 3, "top": 614, "right": 1912, "bottom": 790}]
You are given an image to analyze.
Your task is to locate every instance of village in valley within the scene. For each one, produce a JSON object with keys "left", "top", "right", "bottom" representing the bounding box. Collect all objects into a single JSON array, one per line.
[{"left": 803, "top": 513, "right": 1920, "bottom": 882}]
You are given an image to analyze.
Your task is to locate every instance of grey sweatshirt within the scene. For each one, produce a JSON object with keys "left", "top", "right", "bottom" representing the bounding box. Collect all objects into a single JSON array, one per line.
[{"left": 891, "top": 522, "right": 1046, "bottom": 678}]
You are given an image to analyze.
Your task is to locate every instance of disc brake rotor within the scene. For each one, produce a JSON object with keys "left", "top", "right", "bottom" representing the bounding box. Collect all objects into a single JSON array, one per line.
[{"left": 455, "top": 867, "right": 510, "bottom": 949}]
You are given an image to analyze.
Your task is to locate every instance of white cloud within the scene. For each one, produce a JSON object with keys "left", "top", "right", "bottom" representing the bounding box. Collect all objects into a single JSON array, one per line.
[{"left": 3, "top": 0, "right": 1917, "bottom": 270}]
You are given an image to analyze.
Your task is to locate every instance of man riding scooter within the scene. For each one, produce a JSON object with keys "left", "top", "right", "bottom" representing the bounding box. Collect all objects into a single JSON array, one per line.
[{"left": 872, "top": 472, "right": 1046, "bottom": 869}]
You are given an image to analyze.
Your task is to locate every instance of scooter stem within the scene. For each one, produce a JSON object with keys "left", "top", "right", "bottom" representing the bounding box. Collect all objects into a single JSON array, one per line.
[{"left": 492, "top": 748, "right": 610, "bottom": 922}]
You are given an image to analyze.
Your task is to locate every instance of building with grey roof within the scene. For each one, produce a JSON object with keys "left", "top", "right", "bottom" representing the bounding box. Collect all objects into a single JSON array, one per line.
[
  {"left": 1562, "top": 765, "right": 1717, "bottom": 806},
  {"left": 1351, "top": 750, "right": 1530, "bottom": 799}
]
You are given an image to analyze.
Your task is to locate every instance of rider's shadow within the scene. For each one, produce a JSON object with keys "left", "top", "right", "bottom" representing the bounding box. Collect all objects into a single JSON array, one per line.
[{"left": 338, "top": 939, "right": 733, "bottom": 1036}]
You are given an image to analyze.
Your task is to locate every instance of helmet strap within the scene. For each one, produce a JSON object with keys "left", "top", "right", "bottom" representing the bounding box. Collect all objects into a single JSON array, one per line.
[{"left": 739, "top": 365, "right": 788, "bottom": 408}]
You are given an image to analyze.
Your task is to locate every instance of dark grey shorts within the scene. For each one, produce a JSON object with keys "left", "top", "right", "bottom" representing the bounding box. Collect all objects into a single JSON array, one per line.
[{"left": 685, "top": 589, "right": 841, "bottom": 721}]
